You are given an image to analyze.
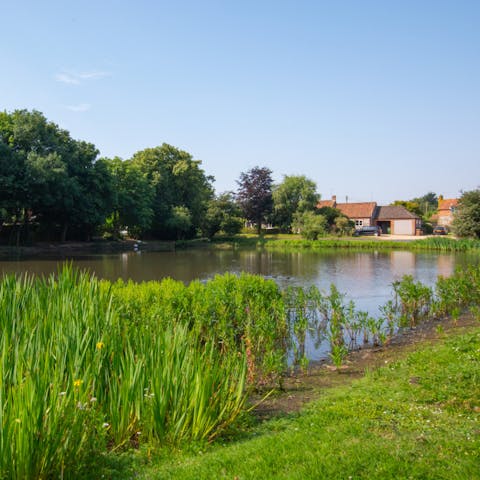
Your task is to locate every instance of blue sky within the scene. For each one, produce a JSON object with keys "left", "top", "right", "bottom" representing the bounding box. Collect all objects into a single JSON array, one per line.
[{"left": 1, "top": 0, "right": 479, "bottom": 204}]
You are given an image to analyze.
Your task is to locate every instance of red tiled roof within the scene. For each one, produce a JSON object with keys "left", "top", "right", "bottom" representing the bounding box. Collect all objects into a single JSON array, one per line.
[
  {"left": 317, "top": 200, "right": 336, "bottom": 208},
  {"left": 438, "top": 198, "right": 458, "bottom": 211},
  {"left": 335, "top": 202, "right": 377, "bottom": 219}
]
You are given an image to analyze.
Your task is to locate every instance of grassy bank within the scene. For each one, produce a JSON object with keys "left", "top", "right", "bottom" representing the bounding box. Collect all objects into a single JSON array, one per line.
[
  {"left": 142, "top": 323, "right": 480, "bottom": 479},
  {"left": 202, "top": 234, "right": 480, "bottom": 252}
]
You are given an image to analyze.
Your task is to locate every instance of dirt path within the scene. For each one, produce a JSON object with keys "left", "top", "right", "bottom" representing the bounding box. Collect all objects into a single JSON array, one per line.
[{"left": 252, "top": 314, "right": 478, "bottom": 420}]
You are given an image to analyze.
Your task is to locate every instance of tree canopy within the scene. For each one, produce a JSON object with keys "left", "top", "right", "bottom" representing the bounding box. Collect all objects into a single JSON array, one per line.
[
  {"left": 0, "top": 111, "right": 215, "bottom": 243},
  {"left": 236, "top": 166, "right": 273, "bottom": 234},
  {"left": 272, "top": 175, "right": 318, "bottom": 232},
  {"left": 201, "top": 192, "right": 243, "bottom": 238},
  {"left": 452, "top": 189, "right": 480, "bottom": 239},
  {"left": 130, "top": 144, "right": 214, "bottom": 239},
  {"left": 0, "top": 109, "right": 114, "bottom": 242}
]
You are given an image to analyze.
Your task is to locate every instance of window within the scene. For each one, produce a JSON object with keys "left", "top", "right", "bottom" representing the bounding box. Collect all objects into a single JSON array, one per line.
[{"left": 355, "top": 220, "right": 363, "bottom": 227}]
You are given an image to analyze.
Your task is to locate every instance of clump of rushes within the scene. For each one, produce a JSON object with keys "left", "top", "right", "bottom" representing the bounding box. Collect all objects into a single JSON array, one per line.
[
  {"left": 392, "top": 275, "right": 433, "bottom": 328},
  {"left": 0, "top": 268, "right": 248, "bottom": 478}
]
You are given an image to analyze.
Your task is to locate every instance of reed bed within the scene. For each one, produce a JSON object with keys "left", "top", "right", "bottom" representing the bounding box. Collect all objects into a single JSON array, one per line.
[{"left": 0, "top": 268, "right": 248, "bottom": 478}]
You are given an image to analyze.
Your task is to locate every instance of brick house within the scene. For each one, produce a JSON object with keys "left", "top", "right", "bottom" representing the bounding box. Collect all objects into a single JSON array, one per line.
[
  {"left": 317, "top": 196, "right": 377, "bottom": 228},
  {"left": 437, "top": 197, "right": 458, "bottom": 227}
]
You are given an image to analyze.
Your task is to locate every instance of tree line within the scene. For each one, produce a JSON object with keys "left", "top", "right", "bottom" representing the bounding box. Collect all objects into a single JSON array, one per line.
[
  {"left": 0, "top": 110, "right": 324, "bottom": 243},
  {"left": 1, "top": 110, "right": 478, "bottom": 243}
]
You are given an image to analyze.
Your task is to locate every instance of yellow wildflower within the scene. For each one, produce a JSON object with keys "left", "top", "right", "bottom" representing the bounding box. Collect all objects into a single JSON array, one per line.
[
  {"left": 73, "top": 379, "right": 83, "bottom": 388},
  {"left": 96, "top": 341, "right": 105, "bottom": 350}
]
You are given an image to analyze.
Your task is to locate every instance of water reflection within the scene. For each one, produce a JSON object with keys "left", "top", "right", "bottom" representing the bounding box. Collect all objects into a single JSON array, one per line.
[{"left": 0, "top": 248, "right": 476, "bottom": 310}]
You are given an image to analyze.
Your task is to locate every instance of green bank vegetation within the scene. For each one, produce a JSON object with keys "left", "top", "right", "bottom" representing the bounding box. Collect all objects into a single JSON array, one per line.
[
  {"left": 143, "top": 326, "right": 480, "bottom": 480},
  {"left": 1, "top": 265, "right": 480, "bottom": 477},
  {"left": 206, "top": 235, "right": 480, "bottom": 252}
]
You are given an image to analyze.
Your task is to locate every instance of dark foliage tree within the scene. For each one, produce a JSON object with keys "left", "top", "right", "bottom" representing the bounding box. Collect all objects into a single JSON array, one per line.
[
  {"left": 452, "top": 189, "right": 480, "bottom": 238},
  {"left": 236, "top": 166, "right": 273, "bottom": 234}
]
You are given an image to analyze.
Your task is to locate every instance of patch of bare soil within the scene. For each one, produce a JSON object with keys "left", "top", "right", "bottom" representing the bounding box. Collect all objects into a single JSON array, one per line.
[{"left": 252, "top": 314, "right": 479, "bottom": 420}]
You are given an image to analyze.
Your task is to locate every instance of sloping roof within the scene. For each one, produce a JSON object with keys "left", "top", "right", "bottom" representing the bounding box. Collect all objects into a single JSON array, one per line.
[
  {"left": 335, "top": 202, "right": 377, "bottom": 219},
  {"left": 317, "top": 199, "right": 336, "bottom": 208},
  {"left": 376, "top": 205, "right": 419, "bottom": 220},
  {"left": 438, "top": 198, "right": 458, "bottom": 211}
]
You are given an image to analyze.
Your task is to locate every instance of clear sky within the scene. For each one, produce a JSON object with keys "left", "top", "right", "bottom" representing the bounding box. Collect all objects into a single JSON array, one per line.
[{"left": 1, "top": 0, "right": 479, "bottom": 204}]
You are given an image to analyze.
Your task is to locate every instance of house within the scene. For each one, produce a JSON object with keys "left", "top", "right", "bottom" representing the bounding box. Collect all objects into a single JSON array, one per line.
[
  {"left": 437, "top": 197, "right": 458, "bottom": 227},
  {"left": 317, "top": 196, "right": 377, "bottom": 228},
  {"left": 318, "top": 195, "right": 422, "bottom": 235},
  {"left": 375, "top": 205, "right": 422, "bottom": 235}
]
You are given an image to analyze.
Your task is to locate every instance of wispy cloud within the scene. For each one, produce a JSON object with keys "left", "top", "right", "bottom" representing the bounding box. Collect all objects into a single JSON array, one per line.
[
  {"left": 54, "top": 70, "right": 110, "bottom": 85},
  {"left": 55, "top": 72, "right": 81, "bottom": 85},
  {"left": 65, "top": 103, "right": 91, "bottom": 112}
]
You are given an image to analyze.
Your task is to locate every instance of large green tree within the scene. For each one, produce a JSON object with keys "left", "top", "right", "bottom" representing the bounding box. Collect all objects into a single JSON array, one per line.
[
  {"left": 0, "top": 110, "right": 114, "bottom": 242},
  {"left": 131, "top": 144, "right": 214, "bottom": 239},
  {"left": 201, "top": 192, "right": 243, "bottom": 238},
  {"left": 236, "top": 166, "right": 273, "bottom": 234},
  {"left": 272, "top": 175, "right": 318, "bottom": 232},
  {"left": 452, "top": 189, "right": 480, "bottom": 238},
  {"left": 105, "top": 157, "right": 155, "bottom": 237}
]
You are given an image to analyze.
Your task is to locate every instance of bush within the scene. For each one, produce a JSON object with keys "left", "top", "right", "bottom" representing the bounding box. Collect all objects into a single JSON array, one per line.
[{"left": 293, "top": 211, "right": 328, "bottom": 240}]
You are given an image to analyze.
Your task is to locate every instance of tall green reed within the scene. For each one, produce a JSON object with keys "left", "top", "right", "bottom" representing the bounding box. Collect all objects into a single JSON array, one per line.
[{"left": 0, "top": 267, "right": 250, "bottom": 478}]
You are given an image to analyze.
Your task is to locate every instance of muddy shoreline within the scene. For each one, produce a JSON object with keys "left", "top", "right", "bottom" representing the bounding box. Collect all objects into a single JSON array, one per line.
[
  {"left": 0, "top": 239, "right": 175, "bottom": 258},
  {"left": 252, "top": 313, "right": 478, "bottom": 419}
]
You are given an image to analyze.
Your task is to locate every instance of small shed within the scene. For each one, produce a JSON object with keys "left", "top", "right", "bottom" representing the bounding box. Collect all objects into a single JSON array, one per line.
[{"left": 375, "top": 206, "right": 421, "bottom": 235}]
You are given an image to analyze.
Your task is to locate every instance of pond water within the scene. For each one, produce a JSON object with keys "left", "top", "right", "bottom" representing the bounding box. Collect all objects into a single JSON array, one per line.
[{"left": 1, "top": 248, "right": 477, "bottom": 360}]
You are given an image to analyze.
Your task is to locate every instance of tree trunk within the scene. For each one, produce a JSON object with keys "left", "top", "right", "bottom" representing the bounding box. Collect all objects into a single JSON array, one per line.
[
  {"left": 256, "top": 217, "right": 262, "bottom": 235},
  {"left": 15, "top": 226, "right": 21, "bottom": 248},
  {"left": 61, "top": 223, "right": 68, "bottom": 243}
]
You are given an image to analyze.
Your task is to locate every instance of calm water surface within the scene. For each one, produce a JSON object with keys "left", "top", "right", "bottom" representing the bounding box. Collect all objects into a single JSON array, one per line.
[
  {"left": 1, "top": 248, "right": 477, "bottom": 311},
  {"left": 2, "top": 248, "right": 477, "bottom": 360}
]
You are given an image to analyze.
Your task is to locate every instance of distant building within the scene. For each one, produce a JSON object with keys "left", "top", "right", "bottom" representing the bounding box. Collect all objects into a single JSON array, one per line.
[
  {"left": 375, "top": 205, "right": 422, "bottom": 235},
  {"left": 317, "top": 195, "right": 422, "bottom": 235},
  {"left": 317, "top": 196, "right": 377, "bottom": 228},
  {"left": 437, "top": 196, "right": 458, "bottom": 227}
]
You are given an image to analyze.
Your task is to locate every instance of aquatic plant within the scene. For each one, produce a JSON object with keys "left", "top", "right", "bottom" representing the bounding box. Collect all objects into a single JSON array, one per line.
[
  {"left": 392, "top": 275, "right": 433, "bottom": 327},
  {"left": 0, "top": 268, "right": 249, "bottom": 478}
]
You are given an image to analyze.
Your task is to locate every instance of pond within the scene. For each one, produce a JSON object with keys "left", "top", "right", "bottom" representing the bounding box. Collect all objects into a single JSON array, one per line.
[{"left": 1, "top": 248, "right": 477, "bottom": 360}]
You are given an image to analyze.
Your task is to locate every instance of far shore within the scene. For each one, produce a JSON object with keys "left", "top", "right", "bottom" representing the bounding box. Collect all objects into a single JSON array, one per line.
[{"left": 0, "top": 233, "right": 467, "bottom": 258}]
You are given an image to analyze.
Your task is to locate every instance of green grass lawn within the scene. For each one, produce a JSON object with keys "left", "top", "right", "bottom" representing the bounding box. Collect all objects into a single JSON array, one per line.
[{"left": 132, "top": 326, "right": 480, "bottom": 479}]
